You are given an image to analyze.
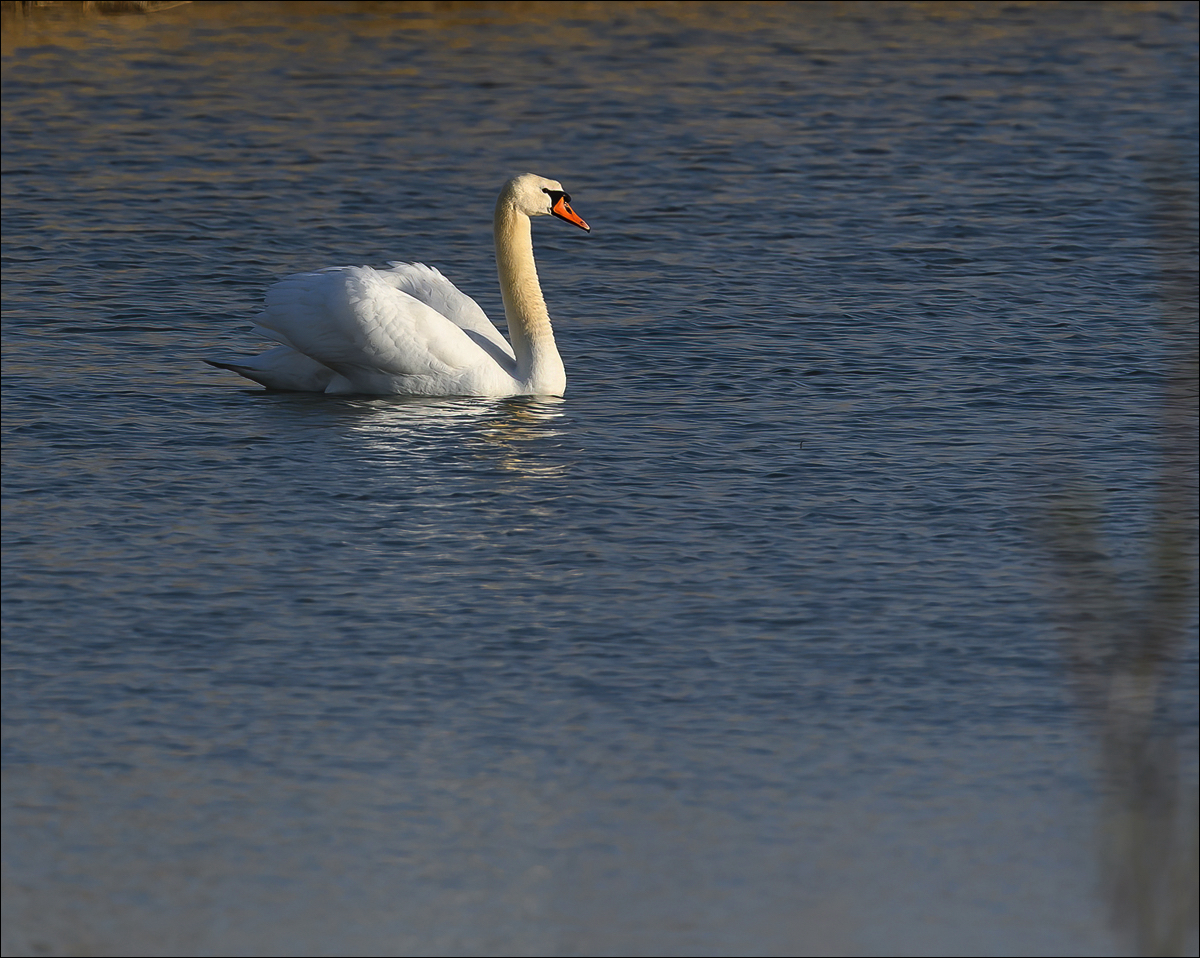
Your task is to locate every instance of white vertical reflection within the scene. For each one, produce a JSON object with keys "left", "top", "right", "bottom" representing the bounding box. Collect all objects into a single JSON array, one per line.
[{"left": 339, "top": 396, "right": 569, "bottom": 480}]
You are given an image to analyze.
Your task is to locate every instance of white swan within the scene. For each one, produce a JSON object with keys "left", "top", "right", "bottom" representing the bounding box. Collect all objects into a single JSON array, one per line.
[{"left": 207, "top": 173, "right": 589, "bottom": 396}]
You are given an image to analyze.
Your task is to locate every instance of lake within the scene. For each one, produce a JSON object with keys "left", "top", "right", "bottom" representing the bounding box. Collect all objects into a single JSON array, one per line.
[{"left": 2, "top": 2, "right": 1197, "bottom": 955}]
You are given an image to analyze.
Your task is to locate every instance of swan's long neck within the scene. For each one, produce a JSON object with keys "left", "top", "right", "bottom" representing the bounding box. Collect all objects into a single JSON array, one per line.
[{"left": 494, "top": 197, "right": 566, "bottom": 395}]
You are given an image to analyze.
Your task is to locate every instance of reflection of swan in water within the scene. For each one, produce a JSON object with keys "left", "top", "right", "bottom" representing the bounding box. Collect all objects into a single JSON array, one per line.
[
  {"left": 207, "top": 174, "right": 589, "bottom": 397},
  {"left": 346, "top": 397, "right": 568, "bottom": 479}
]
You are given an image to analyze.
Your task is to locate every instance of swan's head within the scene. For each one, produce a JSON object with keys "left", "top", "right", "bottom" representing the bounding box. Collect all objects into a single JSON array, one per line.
[{"left": 501, "top": 173, "right": 590, "bottom": 232}]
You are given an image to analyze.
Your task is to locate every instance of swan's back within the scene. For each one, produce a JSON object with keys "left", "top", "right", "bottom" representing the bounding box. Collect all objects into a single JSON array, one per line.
[
  {"left": 381, "top": 263, "right": 511, "bottom": 352},
  {"left": 254, "top": 266, "right": 517, "bottom": 394}
]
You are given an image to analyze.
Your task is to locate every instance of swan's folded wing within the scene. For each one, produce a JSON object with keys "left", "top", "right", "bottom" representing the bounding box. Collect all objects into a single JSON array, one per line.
[
  {"left": 382, "top": 262, "right": 516, "bottom": 361},
  {"left": 256, "top": 266, "right": 497, "bottom": 378}
]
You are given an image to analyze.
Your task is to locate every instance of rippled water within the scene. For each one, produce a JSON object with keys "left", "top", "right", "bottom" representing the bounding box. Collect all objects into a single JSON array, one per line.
[{"left": 3, "top": 3, "right": 1197, "bottom": 956}]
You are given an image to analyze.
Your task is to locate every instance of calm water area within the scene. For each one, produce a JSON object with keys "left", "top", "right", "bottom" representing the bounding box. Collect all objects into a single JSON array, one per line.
[{"left": 2, "top": 2, "right": 1197, "bottom": 955}]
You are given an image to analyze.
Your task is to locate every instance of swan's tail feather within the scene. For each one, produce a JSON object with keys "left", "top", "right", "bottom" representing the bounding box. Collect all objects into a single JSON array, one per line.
[
  {"left": 204, "top": 347, "right": 335, "bottom": 392},
  {"left": 204, "top": 357, "right": 298, "bottom": 391},
  {"left": 206, "top": 357, "right": 270, "bottom": 379}
]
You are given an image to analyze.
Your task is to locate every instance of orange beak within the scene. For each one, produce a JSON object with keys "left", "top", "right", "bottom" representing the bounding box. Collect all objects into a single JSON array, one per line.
[{"left": 551, "top": 195, "right": 590, "bottom": 232}]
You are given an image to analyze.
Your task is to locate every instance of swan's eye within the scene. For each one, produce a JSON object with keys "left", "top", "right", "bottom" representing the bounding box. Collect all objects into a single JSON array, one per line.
[{"left": 543, "top": 188, "right": 571, "bottom": 204}]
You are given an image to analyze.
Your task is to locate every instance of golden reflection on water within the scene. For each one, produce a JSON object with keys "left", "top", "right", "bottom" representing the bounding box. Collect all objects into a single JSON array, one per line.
[{"left": 7, "top": 1, "right": 1187, "bottom": 59}]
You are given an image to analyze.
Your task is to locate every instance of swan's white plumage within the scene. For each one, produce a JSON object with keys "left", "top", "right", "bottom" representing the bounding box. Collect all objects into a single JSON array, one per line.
[
  {"left": 255, "top": 266, "right": 512, "bottom": 396},
  {"left": 207, "top": 174, "right": 588, "bottom": 397},
  {"left": 381, "top": 262, "right": 515, "bottom": 365}
]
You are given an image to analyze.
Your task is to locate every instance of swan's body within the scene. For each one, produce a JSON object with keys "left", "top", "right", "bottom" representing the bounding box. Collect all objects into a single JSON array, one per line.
[{"left": 207, "top": 174, "right": 589, "bottom": 396}]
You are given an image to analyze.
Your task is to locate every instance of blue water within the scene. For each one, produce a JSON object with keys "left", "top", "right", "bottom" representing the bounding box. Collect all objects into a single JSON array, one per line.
[{"left": 3, "top": 3, "right": 1197, "bottom": 955}]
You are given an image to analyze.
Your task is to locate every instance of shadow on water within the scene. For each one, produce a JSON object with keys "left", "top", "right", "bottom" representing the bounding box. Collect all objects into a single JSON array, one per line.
[{"left": 1041, "top": 157, "right": 1198, "bottom": 956}]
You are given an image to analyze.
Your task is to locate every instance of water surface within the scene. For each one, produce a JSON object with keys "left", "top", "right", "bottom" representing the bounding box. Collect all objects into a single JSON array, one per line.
[{"left": 2, "top": 3, "right": 1197, "bottom": 955}]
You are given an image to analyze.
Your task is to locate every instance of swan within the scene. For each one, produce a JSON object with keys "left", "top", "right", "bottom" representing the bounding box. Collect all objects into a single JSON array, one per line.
[{"left": 206, "top": 173, "right": 589, "bottom": 396}]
